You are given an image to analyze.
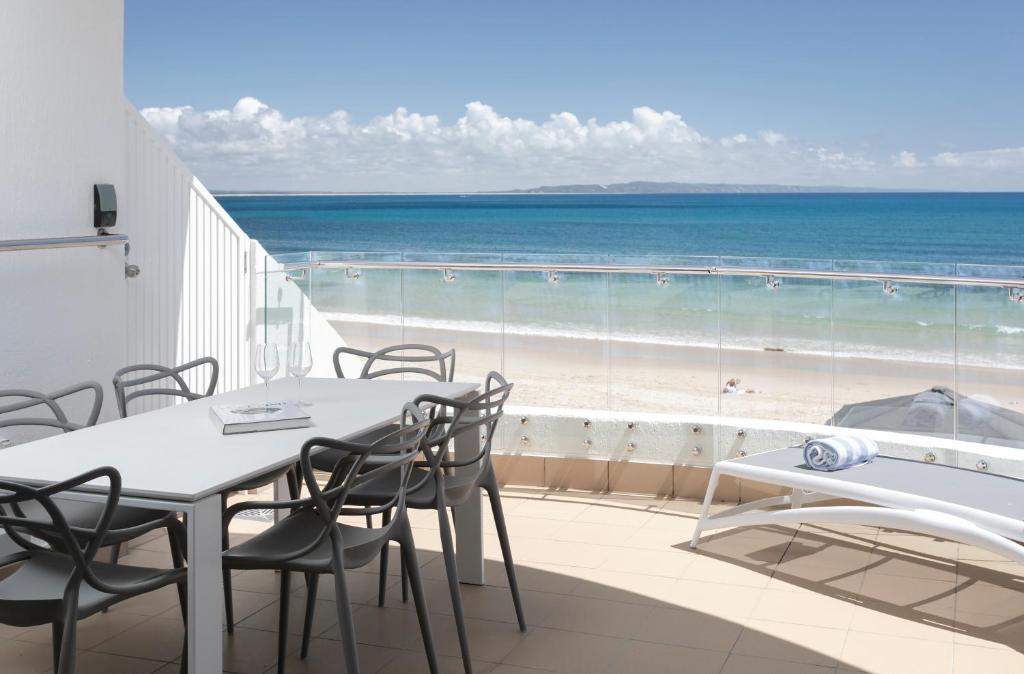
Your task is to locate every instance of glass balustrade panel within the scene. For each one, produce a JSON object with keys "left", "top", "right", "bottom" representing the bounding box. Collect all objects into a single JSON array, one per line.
[
  {"left": 955, "top": 263, "right": 1024, "bottom": 458},
  {"left": 501, "top": 254, "right": 611, "bottom": 413},
  {"left": 718, "top": 257, "right": 834, "bottom": 444},
  {"left": 308, "top": 251, "right": 403, "bottom": 376},
  {"left": 400, "top": 252, "right": 503, "bottom": 385},
  {"left": 607, "top": 255, "right": 720, "bottom": 415},
  {"left": 831, "top": 260, "right": 956, "bottom": 453}
]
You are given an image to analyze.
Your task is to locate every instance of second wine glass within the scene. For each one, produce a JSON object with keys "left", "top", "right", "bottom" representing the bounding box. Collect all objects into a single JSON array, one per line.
[
  {"left": 254, "top": 343, "right": 279, "bottom": 407},
  {"left": 288, "top": 341, "right": 313, "bottom": 405}
]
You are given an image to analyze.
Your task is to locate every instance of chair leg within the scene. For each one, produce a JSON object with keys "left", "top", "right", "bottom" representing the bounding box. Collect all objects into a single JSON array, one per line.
[
  {"left": 484, "top": 470, "right": 527, "bottom": 631},
  {"left": 330, "top": 548, "right": 361, "bottom": 674},
  {"left": 300, "top": 573, "right": 319, "bottom": 659},
  {"left": 50, "top": 623, "right": 63, "bottom": 673},
  {"left": 110, "top": 542, "right": 121, "bottom": 564},
  {"left": 277, "top": 571, "right": 291, "bottom": 674},
  {"left": 169, "top": 523, "right": 189, "bottom": 626},
  {"left": 437, "top": 497, "right": 473, "bottom": 674},
  {"left": 377, "top": 508, "right": 391, "bottom": 606},
  {"left": 399, "top": 521, "right": 439, "bottom": 674},
  {"left": 57, "top": 591, "right": 78, "bottom": 674},
  {"left": 286, "top": 467, "right": 300, "bottom": 500},
  {"left": 400, "top": 551, "right": 409, "bottom": 603}
]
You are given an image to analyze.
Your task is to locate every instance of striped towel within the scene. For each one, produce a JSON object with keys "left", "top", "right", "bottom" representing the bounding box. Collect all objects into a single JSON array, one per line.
[{"left": 803, "top": 436, "right": 879, "bottom": 471}]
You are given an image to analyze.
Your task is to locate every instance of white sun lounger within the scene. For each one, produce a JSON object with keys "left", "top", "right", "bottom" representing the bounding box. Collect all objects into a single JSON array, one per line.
[{"left": 690, "top": 446, "right": 1024, "bottom": 564}]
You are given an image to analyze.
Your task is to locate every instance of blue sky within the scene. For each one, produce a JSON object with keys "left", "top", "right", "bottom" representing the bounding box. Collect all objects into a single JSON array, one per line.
[{"left": 126, "top": 1, "right": 1024, "bottom": 191}]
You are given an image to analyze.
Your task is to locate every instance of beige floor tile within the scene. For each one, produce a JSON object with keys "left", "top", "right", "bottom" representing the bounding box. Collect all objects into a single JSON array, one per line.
[
  {"left": 838, "top": 630, "right": 954, "bottom": 673},
  {"left": 570, "top": 568, "right": 683, "bottom": 606},
  {"left": 109, "top": 584, "right": 184, "bottom": 617},
  {"left": 91, "top": 614, "right": 185, "bottom": 662},
  {"left": 666, "top": 577, "right": 767, "bottom": 618},
  {"left": 274, "top": 638, "right": 401, "bottom": 674},
  {"left": 15, "top": 609, "right": 148, "bottom": 650},
  {"left": 953, "top": 643, "right": 1024, "bottom": 673},
  {"left": 237, "top": 596, "right": 339, "bottom": 638},
  {"left": 499, "top": 537, "right": 612, "bottom": 569},
  {"left": 377, "top": 649, "right": 496, "bottom": 673},
  {"left": 2, "top": 491, "right": 1022, "bottom": 674},
  {"left": 0, "top": 639, "right": 56, "bottom": 674},
  {"left": 731, "top": 619, "right": 846, "bottom": 668},
  {"left": 681, "top": 554, "right": 774, "bottom": 588},
  {"left": 571, "top": 500, "right": 658, "bottom": 528},
  {"left": 721, "top": 653, "right": 836, "bottom": 674},
  {"left": 953, "top": 610, "right": 1024, "bottom": 652},
  {"left": 612, "top": 639, "right": 729, "bottom": 673},
  {"left": 534, "top": 595, "right": 651, "bottom": 639},
  {"left": 483, "top": 514, "right": 567, "bottom": 540},
  {"left": 320, "top": 605, "right": 422, "bottom": 651},
  {"left": 547, "top": 520, "right": 638, "bottom": 545},
  {"left": 73, "top": 650, "right": 167, "bottom": 673},
  {"left": 624, "top": 519, "right": 698, "bottom": 547},
  {"left": 599, "top": 546, "right": 694, "bottom": 578},
  {"left": 511, "top": 496, "right": 594, "bottom": 521},
  {"left": 633, "top": 605, "right": 743, "bottom": 652},
  {"left": 848, "top": 605, "right": 956, "bottom": 642},
  {"left": 502, "top": 627, "right": 632, "bottom": 674},
  {"left": 425, "top": 613, "right": 527, "bottom": 663},
  {"left": 857, "top": 573, "right": 957, "bottom": 619},
  {"left": 750, "top": 587, "right": 857, "bottom": 629}
]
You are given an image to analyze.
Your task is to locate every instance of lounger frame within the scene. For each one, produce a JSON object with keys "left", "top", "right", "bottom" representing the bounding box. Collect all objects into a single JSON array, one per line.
[{"left": 691, "top": 449, "right": 1024, "bottom": 564}]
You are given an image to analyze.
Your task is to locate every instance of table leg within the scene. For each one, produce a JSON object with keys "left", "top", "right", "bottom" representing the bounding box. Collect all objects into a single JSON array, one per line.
[
  {"left": 273, "top": 473, "right": 291, "bottom": 524},
  {"left": 186, "top": 494, "right": 223, "bottom": 673},
  {"left": 453, "top": 406, "right": 485, "bottom": 585}
]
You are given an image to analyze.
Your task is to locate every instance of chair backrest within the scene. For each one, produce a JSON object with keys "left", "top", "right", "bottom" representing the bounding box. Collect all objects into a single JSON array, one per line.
[
  {"left": 0, "top": 382, "right": 103, "bottom": 434},
  {"left": 261, "top": 404, "right": 431, "bottom": 565},
  {"left": 112, "top": 357, "right": 219, "bottom": 418},
  {"left": 333, "top": 344, "right": 455, "bottom": 382},
  {"left": 0, "top": 467, "right": 133, "bottom": 595},
  {"left": 414, "top": 371, "right": 512, "bottom": 474}
]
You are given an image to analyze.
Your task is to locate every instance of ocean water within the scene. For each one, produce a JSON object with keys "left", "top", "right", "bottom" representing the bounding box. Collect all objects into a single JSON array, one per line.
[
  {"left": 228, "top": 193, "right": 1024, "bottom": 370},
  {"left": 218, "top": 192, "right": 1024, "bottom": 264}
]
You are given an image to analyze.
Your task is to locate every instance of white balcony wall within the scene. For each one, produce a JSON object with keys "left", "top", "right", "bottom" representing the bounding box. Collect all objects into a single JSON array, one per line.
[{"left": 0, "top": 0, "right": 128, "bottom": 430}]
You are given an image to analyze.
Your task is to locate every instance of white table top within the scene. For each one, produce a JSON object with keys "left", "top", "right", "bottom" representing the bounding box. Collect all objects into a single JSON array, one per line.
[{"left": 0, "top": 378, "right": 476, "bottom": 502}]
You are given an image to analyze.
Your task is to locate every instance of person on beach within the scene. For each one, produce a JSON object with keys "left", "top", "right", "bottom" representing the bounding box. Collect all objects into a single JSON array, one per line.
[{"left": 723, "top": 378, "right": 755, "bottom": 394}]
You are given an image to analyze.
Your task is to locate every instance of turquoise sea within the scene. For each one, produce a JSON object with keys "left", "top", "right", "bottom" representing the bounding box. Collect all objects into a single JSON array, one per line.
[
  {"left": 217, "top": 192, "right": 1024, "bottom": 264},
  {"left": 223, "top": 193, "right": 1024, "bottom": 369}
]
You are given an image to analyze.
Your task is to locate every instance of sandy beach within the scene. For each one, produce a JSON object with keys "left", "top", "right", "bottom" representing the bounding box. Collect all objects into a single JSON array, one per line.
[{"left": 328, "top": 317, "right": 1024, "bottom": 432}]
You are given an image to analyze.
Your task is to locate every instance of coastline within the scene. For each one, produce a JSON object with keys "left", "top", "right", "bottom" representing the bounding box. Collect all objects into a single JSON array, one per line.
[{"left": 328, "top": 316, "right": 1024, "bottom": 423}]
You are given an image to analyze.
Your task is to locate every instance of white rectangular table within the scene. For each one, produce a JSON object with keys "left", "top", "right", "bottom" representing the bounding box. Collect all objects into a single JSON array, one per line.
[{"left": 0, "top": 378, "right": 481, "bottom": 673}]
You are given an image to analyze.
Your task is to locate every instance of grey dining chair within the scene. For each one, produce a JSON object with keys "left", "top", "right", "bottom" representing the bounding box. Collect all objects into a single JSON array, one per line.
[
  {"left": 305, "top": 371, "right": 524, "bottom": 674},
  {"left": 0, "top": 383, "right": 184, "bottom": 568},
  {"left": 0, "top": 466, "right": 188, "bottom": 674},
  {"left": 112, "top": 357, "right": 300, "bottom": 632},
  {"left": 332, "top": 343, "right": 456, "bottom": 382},
  {"left": 222, "top": 404, "right": 438, "bottom": 674}
]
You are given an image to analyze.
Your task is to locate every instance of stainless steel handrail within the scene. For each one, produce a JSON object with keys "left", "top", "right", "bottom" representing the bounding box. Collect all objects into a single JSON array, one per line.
[
  {"left": 0, "top": 235, "right": 129, "bottom": 253},
  {"left": 270, "top": 258, "right": 1024, "bottom": 289}
]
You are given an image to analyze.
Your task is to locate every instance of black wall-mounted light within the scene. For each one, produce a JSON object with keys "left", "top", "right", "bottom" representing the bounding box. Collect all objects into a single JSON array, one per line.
[{"left": 93, "top": 183, "right": 117, "bottom": 233}]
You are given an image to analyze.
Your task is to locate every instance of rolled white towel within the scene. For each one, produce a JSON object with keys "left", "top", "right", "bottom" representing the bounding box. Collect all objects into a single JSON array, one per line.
[{"left": 803, "top": 436, "right": 879, "bottom": 472}]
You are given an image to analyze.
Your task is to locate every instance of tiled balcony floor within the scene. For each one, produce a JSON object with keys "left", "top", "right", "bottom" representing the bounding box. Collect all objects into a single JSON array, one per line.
[{"left": 2, "top": 487, "right": 1023, "bottom": 673}]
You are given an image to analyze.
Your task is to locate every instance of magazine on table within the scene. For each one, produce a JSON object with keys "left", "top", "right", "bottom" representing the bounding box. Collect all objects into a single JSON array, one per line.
[{"left": 210, "top": 401, "right": 312, "bottom": 435}]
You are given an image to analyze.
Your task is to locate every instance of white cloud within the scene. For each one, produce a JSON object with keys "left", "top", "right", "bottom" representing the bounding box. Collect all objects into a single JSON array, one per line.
[
  {"left": 720, "top": 133, "right": 748, "bottom": 148},
  {"left": 139, "top": 98, "right": 1024, "bottom": 191},
  {"left": 931, "top": 147, "right": 1024, "bottom": 168},
  {"left": 893, "top": 150, "right": 922, "bottom": 168},
  {"left": 760, "top": 130, "right": 786, "bottom": 147}
]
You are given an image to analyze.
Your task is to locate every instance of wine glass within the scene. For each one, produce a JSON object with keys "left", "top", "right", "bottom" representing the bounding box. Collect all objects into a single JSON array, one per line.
[
  {"left": 253, "top": 343, "right": 279, "bottom": 407},
  {"left": 288, "top": 341, "right": 313, "bottom": 405}
]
